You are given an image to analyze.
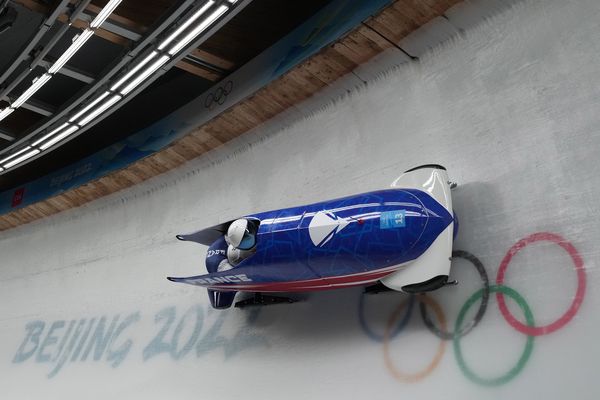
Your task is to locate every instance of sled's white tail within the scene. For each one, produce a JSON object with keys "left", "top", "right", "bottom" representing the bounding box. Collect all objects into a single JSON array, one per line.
[
  {"left": 389, "top": 164, "right": 453, "bottom": 214},
  {"left": 381, "top": 165, "right": 454, "bottom": 292}
]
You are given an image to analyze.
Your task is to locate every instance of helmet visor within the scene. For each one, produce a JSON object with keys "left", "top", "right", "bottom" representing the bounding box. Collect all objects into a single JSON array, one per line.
[{"left": 238, "top": 230, "right": 256, "bottom": 250}]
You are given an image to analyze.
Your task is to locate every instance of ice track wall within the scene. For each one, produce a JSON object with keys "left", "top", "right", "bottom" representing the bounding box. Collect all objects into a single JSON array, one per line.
[{"left": 1, "top": 0, "right": 599, "bottom": 398}]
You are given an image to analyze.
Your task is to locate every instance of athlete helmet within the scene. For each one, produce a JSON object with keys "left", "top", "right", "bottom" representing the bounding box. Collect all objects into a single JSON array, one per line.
[
  {"left": 227, "top": 245, "right": 254, "bottom": 266},
  {"left": 226, "top": 219, "right": 256, "bottom": 250}
]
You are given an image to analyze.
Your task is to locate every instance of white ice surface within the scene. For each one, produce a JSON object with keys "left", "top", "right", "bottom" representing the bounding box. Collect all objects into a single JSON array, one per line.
[{"left": 1, "top": 0, "right": 600, "bottom": 398}]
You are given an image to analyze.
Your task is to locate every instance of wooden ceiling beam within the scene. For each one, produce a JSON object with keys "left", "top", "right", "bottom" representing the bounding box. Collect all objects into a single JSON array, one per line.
[
  {"left": 174, "top": 59, "right": 221, "bottom": 81},
  {"left": 189, "top": 49, "right": 235, "bottom": 71}
]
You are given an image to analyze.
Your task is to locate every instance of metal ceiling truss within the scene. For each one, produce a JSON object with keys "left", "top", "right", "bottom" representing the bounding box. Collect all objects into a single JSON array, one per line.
[
  {"left": 0, "top": 0, "right": 252, "bottom": 174},
  {"left": 0, "top": 0, "right": 197, "bottom": 155},
  {"left": 0, "top": 0, "right": 72, "bottom": 88},
  {"left": 0, "top": 0, "right": 93, "bottom": 104},
  {"left": 20, "top": 98, "right": 54, "bottom": 116},
  {"left": 0, "top": 128, "right": 14, "bottom": 142}
]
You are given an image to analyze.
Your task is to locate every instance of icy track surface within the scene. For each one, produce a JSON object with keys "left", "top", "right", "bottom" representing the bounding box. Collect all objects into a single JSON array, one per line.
[{"left": 1, "top": 0, "right": 599, "bottom": 398}]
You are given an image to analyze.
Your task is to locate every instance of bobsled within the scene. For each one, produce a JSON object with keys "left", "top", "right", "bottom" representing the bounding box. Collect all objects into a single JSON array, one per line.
[{"left": 168, "top": 165, "right": 457, "bottom": 309}]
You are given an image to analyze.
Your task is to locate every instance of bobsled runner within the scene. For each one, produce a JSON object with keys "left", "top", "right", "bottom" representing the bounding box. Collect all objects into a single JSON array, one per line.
[{"left": 168, "top": 165, "right": 457, "bottom": 309}]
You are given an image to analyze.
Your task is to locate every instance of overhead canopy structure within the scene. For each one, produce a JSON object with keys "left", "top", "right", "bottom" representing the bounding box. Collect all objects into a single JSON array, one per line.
[
  {"left": 0, "top": 0, "right": 332, "bottom": 175},
  {"left": 0, "top": 0, "right": 485, "bottom": 230}
]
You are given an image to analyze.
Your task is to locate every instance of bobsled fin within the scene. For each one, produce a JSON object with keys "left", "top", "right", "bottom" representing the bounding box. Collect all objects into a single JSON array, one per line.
[
  {"left": 167, "top": 275, "right": 212, "bottom": 287},
  {"left": 404, "top": 164, "right": 446, "bottom": 173},
  {"left": 177, "top": 217, "right": 261, "bottom": 246},
  {"left": 380, "top": 222, "right": 453, "bottom": 291},
  {"left": 167, "top": 271, "right": 249, "bottom": 290},
  {"left": 175, "top": 220, "right": 236, "bottom": 246}
]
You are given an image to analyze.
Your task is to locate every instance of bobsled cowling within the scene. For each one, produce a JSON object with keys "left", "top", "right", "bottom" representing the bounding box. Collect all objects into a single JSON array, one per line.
[{"left": 168, "top": 166, "right": 456, "bottom": 302}]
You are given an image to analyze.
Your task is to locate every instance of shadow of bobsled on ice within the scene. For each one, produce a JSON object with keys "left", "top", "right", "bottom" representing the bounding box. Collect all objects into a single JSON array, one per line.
[{"left": 233, "top": 287, "right": 433, "bottom": 344}]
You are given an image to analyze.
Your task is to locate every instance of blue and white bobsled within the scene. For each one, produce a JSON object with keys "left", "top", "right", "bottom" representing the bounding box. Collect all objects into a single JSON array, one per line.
[{"left": 168, "top": 165, "right": 457, "bottom": 309}]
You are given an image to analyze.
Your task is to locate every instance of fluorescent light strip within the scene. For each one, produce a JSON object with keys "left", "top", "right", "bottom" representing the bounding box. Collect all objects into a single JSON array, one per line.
[
  {"left": 48, "top": 29, "right": 94, "bottom": 74},
  {"left": 12, "top": 73, "right": 52, "bottom": 108},
  {"left": 69, "top": 91, "right": 110, "bottom": 122},
  {"left": 32, "top": 122, "right": 70, "bottom": 146},
  {"left": 157, "top": 1, "right": 215, "bottom": 50},
  {"left": 0, "top": 107, "right": 15, "bottom": 121},
  {"left": 0, "top": 146, "right": 32, "bottom": 164},
  {"left": 110, "top": 51, "right": 158, "bottom": 91},
  {"left": 0, "top": 1, "right": 232, "bottom": 172},
  {"left": 39, "top": 125, "right": 79, "bottom": 150},
  {"left": 120, "top": 55, "right": 170, "bottom": 95},
  {"left": 168, "top": 5, "right": 228, "bottom": 56},
  {"left": 4, "top": 149, "right": 40, "bottom": 169},
  {"left": 78, "top": 94, "right": 121, "bottom": 126},
  {"left": 90, "top": 0, "right": 123, "bottom": 28},
  {"left": 6, "top": 27, "right": 95, "bottom": 114}
]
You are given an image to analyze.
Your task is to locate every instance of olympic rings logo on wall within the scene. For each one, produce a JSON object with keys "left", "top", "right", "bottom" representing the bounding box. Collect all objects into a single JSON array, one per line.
[
  {"left": 204, "top": 80, "right": 234, "bottom": 110},
  {"left": 358, "top": 232, "right": 587, "bottom": 387}
]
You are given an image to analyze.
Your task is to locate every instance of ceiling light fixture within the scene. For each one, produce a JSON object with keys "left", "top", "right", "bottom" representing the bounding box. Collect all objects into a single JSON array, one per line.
[
  {"left": 0, "top": 0, "right": 122, "bottom": 127},
  {"left": 0, "top": 146, "right": 32, "bottom": 164},
  {"left": 69, "top": 91, "right": 110, "bottom": 123},
  {"left": 4, "top": 148, "right": 41, "bottom": 169},
  {"left": 119, "top": 55, "right": 170, "bottom": 95},
  {"left": 0, "top": 0, "right": 240, "bottom": 172},
  {"left": 157, "top": 1, "right": 215, "bottom": 50},
  {"left": 11, "top": 73, "right": 52, "bottom": 108},
  {"left": 90, "top": 0, "right": 124, "bottom": 28},
  {"left": 78, "top": 94, "right": 121, "bottom": 126},
  {"left": 39, "top": 125, "right": 79, "bottom": 150},
  {"left": 168, "top": 5, "right": 228, "bottom": 56},
  {"left": 32, "top": 122, "right": 70, "bottom": 146},
  {"left": 110, "top": 51, "right": 158, "bottom": 91},
  {"left": 48, "top": 29, "right": 94, "bottom": 74},
  {"left": 0, "top": 107, "right": 15, "bottom": 121}
]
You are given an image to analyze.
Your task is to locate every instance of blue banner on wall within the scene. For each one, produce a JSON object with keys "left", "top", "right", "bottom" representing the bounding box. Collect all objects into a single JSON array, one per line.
[{"left": 0, "top": 0, "right": 393, "bottom": 216}]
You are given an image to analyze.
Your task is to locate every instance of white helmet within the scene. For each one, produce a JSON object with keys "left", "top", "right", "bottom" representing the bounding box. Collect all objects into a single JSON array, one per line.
[
  {"left": 227, "top": 245, "right": 254, "bottom": 266},
  {"left": 226, "top": 219, "right": 256, "bottom": 250}
]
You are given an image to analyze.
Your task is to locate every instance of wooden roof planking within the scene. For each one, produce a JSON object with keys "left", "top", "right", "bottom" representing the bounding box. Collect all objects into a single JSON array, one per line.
[{"left": 0, "top": 0, "right": 461, "bottom": 231}]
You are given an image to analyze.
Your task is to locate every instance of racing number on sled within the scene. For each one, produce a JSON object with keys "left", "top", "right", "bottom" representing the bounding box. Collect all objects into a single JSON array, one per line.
[{"left": 380, "top": 210, "right": 406, "bottom": 229}]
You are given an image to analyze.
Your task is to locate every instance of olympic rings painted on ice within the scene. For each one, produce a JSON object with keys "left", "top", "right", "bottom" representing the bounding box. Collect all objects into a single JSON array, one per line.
[
  {"left": 358, "top": 232, "right": 585, "bottom": 387},
  {"left": 358, "top": 293, "right": 415, "bottom": 342},
  {"left": 419, "top": 250, "right": 489, "bottom": 340},
  {"left": 454, "top": 285, "right": 535, "bottom": 386},
  {"left": 383, "top": 296, "right": 447, "bottom": 383},
  {"left": 496, "top": 232, "right": 586, "bottom": 336}
]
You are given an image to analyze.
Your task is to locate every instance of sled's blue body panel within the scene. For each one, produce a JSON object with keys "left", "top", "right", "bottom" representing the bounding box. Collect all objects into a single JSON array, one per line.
[{"left": 169, "top": 188, "right": 453, "bottom": 292}]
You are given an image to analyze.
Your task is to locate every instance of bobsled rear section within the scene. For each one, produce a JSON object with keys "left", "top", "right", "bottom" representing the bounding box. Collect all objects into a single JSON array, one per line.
[
  {"left": 380, "top": 165, "right": 455, "bottom": 293},
  {"left": 173, "top": 218, "right": 263, "bottom": 308}
]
